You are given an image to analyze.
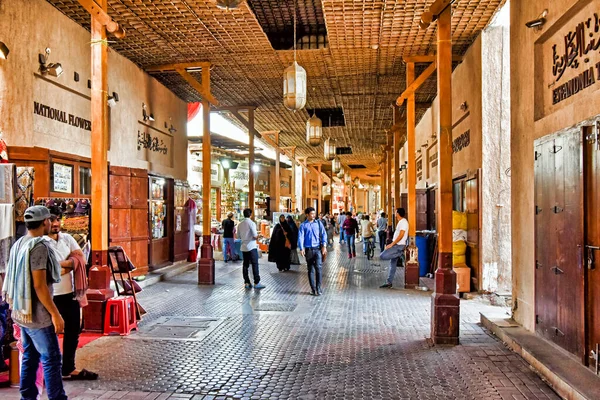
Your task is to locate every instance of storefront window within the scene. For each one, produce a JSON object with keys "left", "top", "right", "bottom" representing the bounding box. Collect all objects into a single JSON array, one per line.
[
  {"left": 79, "top": 166, "right": 91, "bottom": 196},
  {"left": 150, "top": 177, "right": 167, "bottom": 239}
]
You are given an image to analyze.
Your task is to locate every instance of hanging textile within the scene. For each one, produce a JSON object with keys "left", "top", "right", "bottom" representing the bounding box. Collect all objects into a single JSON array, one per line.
[
  {"left": 0, "top": 205, "right": 15, "bottom": 273},
  {"left": 0, "top": 163, "right": 15, "bottom": 204},
  {"left": 186, "top": 197, "right": 197, "bottom": 261},
  {"left": 15, "top": 167, "right": 35, "bottom": 222},
  {"left": 187, "top": 102, "right": 201, "bottom": 122}
]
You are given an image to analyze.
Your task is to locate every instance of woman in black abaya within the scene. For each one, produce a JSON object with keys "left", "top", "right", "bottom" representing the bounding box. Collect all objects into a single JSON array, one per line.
[
  {"left": 286, "top": 215, "right": 300, "bottom": 266},
  {"left": 268, "top": 214, "right": 291, "bottom": 271}
]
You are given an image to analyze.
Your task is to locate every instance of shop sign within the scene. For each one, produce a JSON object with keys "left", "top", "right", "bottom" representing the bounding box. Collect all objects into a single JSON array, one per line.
[
  {"left": 34, "top": 102, "right": 91, "bottom": 131},
  {"left": 280, "top": 180, "right": 290, "bottom": 189},
  {"left": 416, "top": 158, "right": 423, "bottom": 181},
  {"left": 136, "top": 125, "right": 173, "bottom": 167},
  {"left": 210, "top": 163, "right": 219, "bottom": 182},
  {"left": 429, "top": 151, "right": 438, "bottom": 168},
  {"left": 453, "top": 130, "right": 471, "bottom": 153},
  {"left": 537, "top": 3, "right": 600, "bottom": 118}
]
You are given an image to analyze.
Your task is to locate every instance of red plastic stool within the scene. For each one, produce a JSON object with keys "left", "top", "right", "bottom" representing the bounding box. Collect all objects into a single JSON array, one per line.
[{"left": 103, "top": 296, "right": 138, "bottom": 336}]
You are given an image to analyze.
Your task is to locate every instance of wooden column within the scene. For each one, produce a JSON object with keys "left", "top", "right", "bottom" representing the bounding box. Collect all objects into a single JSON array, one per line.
[
  {"left": 198, "top": 94, "right": 214, "bottom": 284},
  {"left": 386, "top": 135, "right": 393, "bottom": 242},
  {"left": 431, "top": 5, "right": 459, "bottom": 345},
  {"left": 290, "top": 147, "right": 296, "bottom": 212},
  {"left": 393, "top": 110, "right": 401, "bottom": 212},
  {"left": 273, "top": 131, "right": 280, "bottom": 214},
  {"left": 381, "top": 161, "right": 386, "bottom": 215},
  {"left": 248, "top": 109, "right": 255, "bottom": 219},
  {"left": 317, "top": 164, "right": 323, "bottom": 214},
  {"left": 405, "top": 62, "right": 420, "bottom": 288},
  {"left": 90, "top": 0, "right": 109, "bottom": 266}
]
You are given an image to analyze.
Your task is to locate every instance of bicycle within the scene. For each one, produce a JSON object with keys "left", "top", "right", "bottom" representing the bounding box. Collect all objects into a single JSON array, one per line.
[{"left": 365, "top": 236, "right": 375, "bottom": 260}]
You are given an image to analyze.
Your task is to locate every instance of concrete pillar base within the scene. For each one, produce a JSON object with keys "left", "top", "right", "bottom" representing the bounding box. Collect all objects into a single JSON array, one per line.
[
  {"left": 198, "top": 235, "right": 215, "bottom": 284},
  {"left": 430, "top": 254, "right": 460, "bottom": 345},
  {"left": 405, "top": 260, "right": 420, "bottom": 288}
]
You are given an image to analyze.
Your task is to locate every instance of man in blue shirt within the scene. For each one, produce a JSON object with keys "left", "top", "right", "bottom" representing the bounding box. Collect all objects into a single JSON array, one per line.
[{"left": 298, "top": 207, "right": 328, "bottom": 296}]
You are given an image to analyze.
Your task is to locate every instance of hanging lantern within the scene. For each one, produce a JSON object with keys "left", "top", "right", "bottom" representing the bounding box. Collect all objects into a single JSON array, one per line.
[
  {"left": 306, "top": 114, "right": 322, "bottom": 147},
  {"left": 324, "top": 138, "right": 336, "bottom": 161},
  {"left": 216, "top": 0, "right": 242, "bottom": 10},
  {"left": 337, "top": 166, "right": 344, "bottom": 178},
  {"left": 332, "top": 157, "right": 341, "bottom": 174},
  {"left": 353, "top": 177, "right": 361, "bottom": 186},
  {"left": 373, "top": 185, "right": 381, "bottom": 193},
  {"left": 283, "top": 61, "right": 307, "bottom": 110},
  {"left": 344, "top": 173, "right": 351, "bottom": 184}
]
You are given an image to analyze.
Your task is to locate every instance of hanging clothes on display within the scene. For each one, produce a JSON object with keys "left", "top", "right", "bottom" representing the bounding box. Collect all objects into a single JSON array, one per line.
[
  {"left": 0, "top": 164, "right": 15, "bottom": 273},
  {"left": 186, "top": 197, "right": 197, "bottom": 262}
]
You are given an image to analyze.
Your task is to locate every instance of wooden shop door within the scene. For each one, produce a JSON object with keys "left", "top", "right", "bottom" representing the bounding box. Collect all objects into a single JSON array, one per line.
[
  {"left": 534, "top": 129, "right": 584, "bottom": 359},
  {"left": 584, "top": 121, "right": 600, "bottom": 370}
]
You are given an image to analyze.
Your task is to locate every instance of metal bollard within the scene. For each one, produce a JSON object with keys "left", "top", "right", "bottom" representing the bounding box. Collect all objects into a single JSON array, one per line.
[{"left": 9, "top": 341, "right": 19, "bottom": 387}]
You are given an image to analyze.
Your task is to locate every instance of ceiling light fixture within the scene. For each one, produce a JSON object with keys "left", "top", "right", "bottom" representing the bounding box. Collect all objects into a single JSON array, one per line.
[
  {"left": 0, "top": 41, "right": 9, "bottom": 59},
  {"left": 216, "top": 0, "right": 242, "bottom": 11},
  {"left": 39, "top": 48, "right": 63, "bottom": 77},
  {"left": 306, "top": 113, "right": 322, "bottom": 147},
  {"left": 252, "top": 164, "right": 260, "bottom": 173},
  {"left": 283, "top": 0, "right": 307, "bottom": 111},
  {"left": 324, "top": 137, "right": 336, "bottom": 161},
  {"left": 332, "top": 157, "right": 341, "bottom": 174}
]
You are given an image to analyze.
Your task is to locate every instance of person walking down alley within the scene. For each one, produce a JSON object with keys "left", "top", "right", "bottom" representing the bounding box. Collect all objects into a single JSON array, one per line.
[
  {"left": 222, "top": 212, "right": 236, "bottom": 262},
  {"left": 2, "top": 206, "right": 67, "bottom": 400},
  {"left": 268, "top": 214, "right": 292, "bottom": 272},
  {"left": 360, "top": 215, "right": 375, "bottom": 256},
  {"left": 237, "top": 209, "right": 265, "bottom": 290},
  {"left": 46, "top": 215, "right": 97, "bottom": 381},
  {"left": 377, "top": 212, "right": 388, "bottom": 253},
  {"left": 379, "top": 208, "right": 409, "bottom": 289},
  {"left": 298, "top": 207, "right": 328, "bottom": 296},
  {"left": 342, "top": 211, "right": 359, "bottom": 259},
  {"left": 337, "top": 211, "right": 347, "bottom": 244},
  {"left": 286, "top": 216, "right": 301, "bottom": 266}
]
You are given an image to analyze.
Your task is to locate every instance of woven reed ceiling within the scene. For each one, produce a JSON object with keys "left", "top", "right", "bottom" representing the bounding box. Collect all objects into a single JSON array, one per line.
[{"left": 47, "top": 0, "right": 504, "bottom": 181}]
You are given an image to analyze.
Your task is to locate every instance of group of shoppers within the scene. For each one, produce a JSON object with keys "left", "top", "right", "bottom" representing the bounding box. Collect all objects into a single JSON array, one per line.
[{"left": 2, "top": 205, "right": 97, "bottom": 400}]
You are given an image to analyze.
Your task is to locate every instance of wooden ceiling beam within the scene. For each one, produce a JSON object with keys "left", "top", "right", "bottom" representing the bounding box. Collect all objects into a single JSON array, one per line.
[
  {"left": 403, "top": 55, "right": 463, "bottom": 63},
  {"left": 396, "top": 61, "right": 437, "bottom": 106},
  {"left": 176, "top": 68, "right": 219, "bottom": 106},
  {"left": 77, "top": 0, "right": 124, "bottom": 38},
  {"left": 145, "top": 61, "right": 212, "bottom": 72}
]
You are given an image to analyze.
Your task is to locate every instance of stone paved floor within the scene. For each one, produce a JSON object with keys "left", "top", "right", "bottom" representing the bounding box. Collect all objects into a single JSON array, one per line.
[{"left": 1, "top": 241, "right": 560, "bottom": 399}]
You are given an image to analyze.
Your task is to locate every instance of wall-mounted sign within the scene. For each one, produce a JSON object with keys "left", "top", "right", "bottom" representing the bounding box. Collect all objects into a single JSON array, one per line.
[
  {"left": 416, "top": 158, "right": 423, "bottom": 181},
  {"left": 34, "top": 102, "right": 91, "bottom": 131},
  {"left": 210, "top": 164, "right": 220, "bottom": 182},
  {"left": 137, "top": 131, "right": 168, "bottom": 154},
  {"left": 537, "top": 4, "right": 600, "bottom": 118},
  {"left": 453, "top": 130, "right": 471, "bottom": 154},
  {"left": 429, "top": 151, "right": 438, "bottom": 168},
  {"left": 281, "top": 180, "right": 290, "bottom": 189},
  {"left": 52, "top": 162, "right": 73, "bottom": 193}
]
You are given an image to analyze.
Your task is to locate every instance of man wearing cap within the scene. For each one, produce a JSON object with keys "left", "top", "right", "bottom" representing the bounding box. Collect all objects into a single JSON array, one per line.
[
  {"left": 221, "top": 212, "right": 236, "bottom": 262},
  {"left": 2, "top": 206, "right": 66, "bottom": 400}
]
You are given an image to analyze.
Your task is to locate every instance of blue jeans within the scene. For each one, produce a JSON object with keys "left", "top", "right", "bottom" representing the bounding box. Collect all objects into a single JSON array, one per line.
[
  {"left": 339, "top": 229, "right": 345, "bottom": 243},
  {"left": 378, "top": 230, "right": 387, "bottom": 253},
  {"left": 363, "top": 236, "right": 374, "bottom": 254},
  {"left": 380, "top": 245, "right": 406, "bottom": 285},
  {"left": 242, "top": 249, "right": 260, "bottom": 284},
  {"left": 20, "top": 325, "right": 67, "bottom": 400},
  {"left": 223, "top": 237, "right": 235, "bottom": 261},
  {"left": 346, "top": 234, "right": 356, "bottom": 255},
  {"left": 305, "top": 247, "right": 323, "bottom": 293}
]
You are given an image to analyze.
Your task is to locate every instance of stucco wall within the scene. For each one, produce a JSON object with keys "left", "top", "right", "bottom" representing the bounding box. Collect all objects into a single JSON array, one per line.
[
  {"left": 0, "top": 0, "right": 187, "bottom": 179},
  {"left": 481, "top": 6, "right": 512, "bottom": 295},
  {"left": 511, "top": 0, "right": 600, "bottom": 331}
]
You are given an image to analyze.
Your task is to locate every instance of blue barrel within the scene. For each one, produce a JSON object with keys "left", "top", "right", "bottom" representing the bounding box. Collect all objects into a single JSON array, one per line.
[{"left": 415, "top": 235, "right": 430, "bottom": 277}]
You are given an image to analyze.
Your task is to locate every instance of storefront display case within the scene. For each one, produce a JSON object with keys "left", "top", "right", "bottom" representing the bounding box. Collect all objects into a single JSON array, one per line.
[{"left": 148, "top": 176, "right": 173, "bottom": 269}]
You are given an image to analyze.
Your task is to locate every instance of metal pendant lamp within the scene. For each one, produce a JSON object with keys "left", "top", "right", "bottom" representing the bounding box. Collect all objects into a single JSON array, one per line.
[
  {"left": 216, "top": 0, "right": 242, "bottom": 10},
  {"left": 306, "top": 113, "right": 322, "bottom": 147},
  {"left": 337, "top": 166, "right": 344, "bottom": 179},
  {"left": 332, "top": 157, "right": 341, "bottom": 174},
  {"left": 283, "top": 0, "right": 307, "bottom": 111},
  {"left": 324, "top": 137, "right": 336, "bottom": 161}
]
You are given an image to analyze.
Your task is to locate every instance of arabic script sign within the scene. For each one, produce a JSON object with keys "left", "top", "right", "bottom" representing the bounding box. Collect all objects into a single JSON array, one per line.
[
  {"left": 136, "top": 126, "right": 173, "bottom": 167},
  {"left": 536, "top": 3, "right": 600, "bottom": 118},
  {"left": 137, "top": 131, "right": 168, "bottom": 154}
]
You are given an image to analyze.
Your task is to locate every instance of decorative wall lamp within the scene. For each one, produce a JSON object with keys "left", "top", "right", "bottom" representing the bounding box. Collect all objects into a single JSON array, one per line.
[
  {"left": 39, "top": 48, "right": 63, "bottom": 77},
  {"left": 525, "top": 10, "right": 548, "bottom": 29},
  {"left": 400, "top": 161, "right": 408, "bottom": 171},
  {"left": 107, "top": 92, "right": 119, "bottom": 108},
  {"left": 142, "top": 103, "right": 155, "bottom": 122},
  {"left": 0, "top": 41, "right": 9, "bottom": 59},
  {"left": 459, "top": 101, "right": 468, "bottom": 112},
  {"left": 165, "top": 119, "right": 177, "bottom": 134}
]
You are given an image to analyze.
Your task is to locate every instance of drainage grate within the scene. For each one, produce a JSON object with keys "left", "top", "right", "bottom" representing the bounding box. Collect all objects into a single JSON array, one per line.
[
  {"left": 252, "top": 302, "right": 297, "bottom": 312},
  {"left": 353, "top": 269, "right": 386, "bottom": 274},
  {"left": 128, "top": 316, "right": 225, "bottom": 341}
]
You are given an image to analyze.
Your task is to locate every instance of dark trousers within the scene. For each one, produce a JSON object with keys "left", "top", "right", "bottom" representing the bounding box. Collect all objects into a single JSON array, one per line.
[
  {"left": 378, "top": 230, "right": 387, "bottom": 253},
  {"left": 305, "top": 248, "right": 323, "bottom": 293},
  {"left": 242, "top": 249, "right": 261, "bottom": 284},
  {"left": 53, "top": 293, "right": 80, "bottom": 376}
]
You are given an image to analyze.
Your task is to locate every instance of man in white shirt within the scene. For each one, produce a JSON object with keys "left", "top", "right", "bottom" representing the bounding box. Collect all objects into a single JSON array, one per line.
[
  {"left": 46, "top": 215, "right": 97, "bottom": 380},
  {"left": 379, "top": 208, "right": 409, "bottom": 288},
  {"left": 236, "top": 208, "right": 265, "bottom": 290}
]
